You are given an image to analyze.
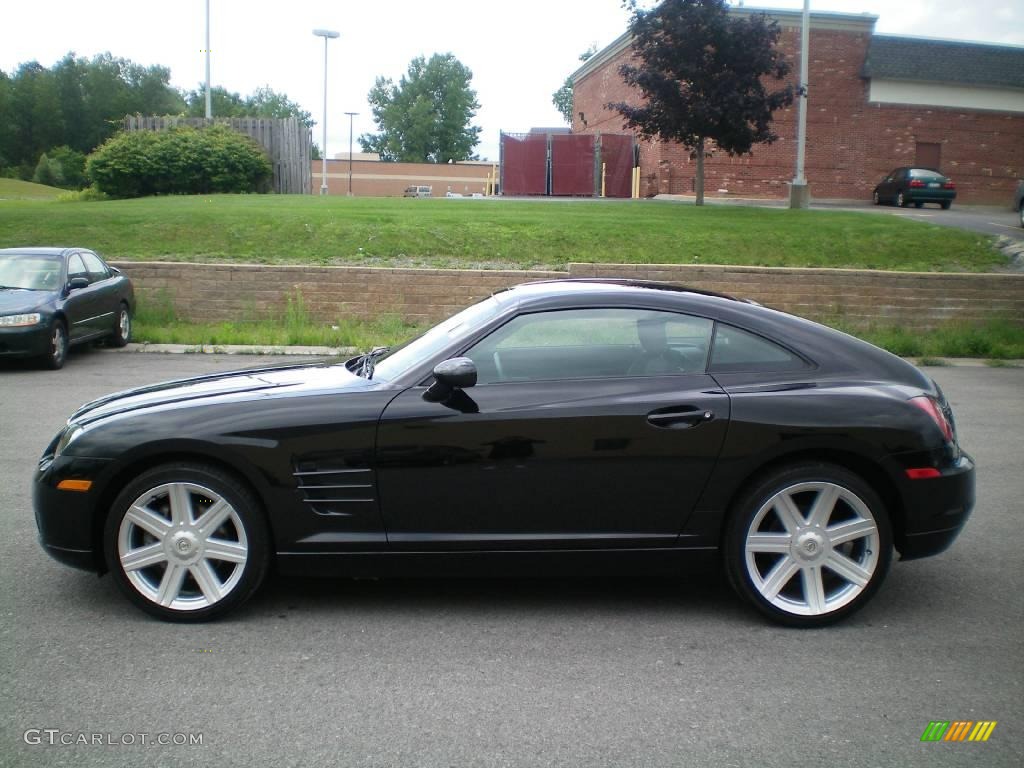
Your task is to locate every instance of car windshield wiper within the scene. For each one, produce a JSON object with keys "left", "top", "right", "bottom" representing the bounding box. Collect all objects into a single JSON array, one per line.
[{"left": 358, "top": 346, "right": 390, "bottom": 380}]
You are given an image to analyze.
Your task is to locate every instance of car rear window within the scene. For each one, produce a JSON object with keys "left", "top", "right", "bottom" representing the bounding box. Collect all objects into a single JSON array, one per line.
[
  {"left": 709, "top": 324, "right": 809, "bottom": 373},
  {"left": 909, "top": 169, "right": 944, "bottom": 180}
]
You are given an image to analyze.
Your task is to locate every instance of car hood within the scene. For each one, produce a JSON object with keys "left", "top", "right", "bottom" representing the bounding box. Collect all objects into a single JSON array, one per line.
[
  {"left": 68, "top": 360, "right": 373, "bottom": 425},
  {"left": 0, "top": 288, "right": 51, "bottom": 314}
]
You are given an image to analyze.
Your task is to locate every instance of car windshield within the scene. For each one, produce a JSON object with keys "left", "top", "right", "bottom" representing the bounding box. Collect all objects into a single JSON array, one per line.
[
  {"left": 0, "top": 254, "right": 62, "bottom": 291},
  {"left": 367, "top": 295, "right": 506, "bottom": 382}
]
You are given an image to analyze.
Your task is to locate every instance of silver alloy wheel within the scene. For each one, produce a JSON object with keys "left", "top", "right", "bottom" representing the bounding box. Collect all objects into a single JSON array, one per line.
[
  {"left": 118, "top": 307, "right": 130, "bottom": 341},
  {"left": 51, "top": 324, "right": 66, "bottom": 366},
  {"left": 743, "top": 481, "right": 880, "bottom": 617},
  {"left": 117, "top": 482, "right": 249, "bottom": 611}
]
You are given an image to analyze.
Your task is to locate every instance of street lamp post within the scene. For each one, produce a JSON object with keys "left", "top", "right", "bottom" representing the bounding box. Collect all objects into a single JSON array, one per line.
[
  {"left": 204, "top": 0, "right": 212, "bottom": 118},
  {"left": 344, "top": 112, "right": 359, "bottom": 196},
  {"left": 789, "top": 0, "right": 810, "bottom": 209},
  {"left": 313, "top": 28, "right": 339, "bottom": 195}
]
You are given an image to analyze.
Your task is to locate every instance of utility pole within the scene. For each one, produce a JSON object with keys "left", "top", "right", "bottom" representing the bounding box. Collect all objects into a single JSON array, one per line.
[
  {"left": 345, "top": 112, "right": 359, "bottom": 196},
  {"left": 789, "top": 0, "right": 810, "bottom": 209}
]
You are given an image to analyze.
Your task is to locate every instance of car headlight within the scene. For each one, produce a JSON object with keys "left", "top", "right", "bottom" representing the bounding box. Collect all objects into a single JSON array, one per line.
[
  {"left": 0, "top": 313, "right": 42, "bottom": 327},
  {"left": 54, "top": 425, "right": 84, "bottom": 457}
]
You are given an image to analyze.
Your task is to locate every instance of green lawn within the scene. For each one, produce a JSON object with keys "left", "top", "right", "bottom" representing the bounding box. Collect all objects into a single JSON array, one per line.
[
  {"left": 0, "top": 178, "right": 64, "bottom": 201},
  {"left": 0, "top": 194, "right": 1003, "bottom": 272}
]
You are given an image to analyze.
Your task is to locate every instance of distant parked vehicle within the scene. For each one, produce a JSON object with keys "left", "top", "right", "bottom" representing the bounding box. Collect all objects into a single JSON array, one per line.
[
  {"left": 0, "top": 248, "right": 134, "bottom": 370},
  {"left": 403, "top": 185, "right": 432, "bottom": 198},
  {"left": 872, "top": 167, "right": 956, "bottom": 210},
  {"left": 1014, "top": 180, "right": 1024, "bottom": 228}
]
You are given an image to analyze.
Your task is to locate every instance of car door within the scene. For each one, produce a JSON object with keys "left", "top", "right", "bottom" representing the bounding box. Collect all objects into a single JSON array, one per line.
[
  {"left": 80, "top": 251, "right": 120, "bottom": 337},
  {"left": 62, "top": 253, "right": 107, "bottom": 342},
  {"left": 375, "top": 307, "right": 731, "bottom": 551}
]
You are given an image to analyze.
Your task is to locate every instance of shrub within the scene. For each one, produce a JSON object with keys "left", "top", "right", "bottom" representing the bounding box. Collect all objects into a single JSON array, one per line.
[
  {"left": 86, "top": 125, "right": 272, "bottom": 198},
  {"left": 48, "top": 146, "right": 88, "bottom": 189},
  {"left": 32, "top": 153, "right": 65, "bottom": 187}
]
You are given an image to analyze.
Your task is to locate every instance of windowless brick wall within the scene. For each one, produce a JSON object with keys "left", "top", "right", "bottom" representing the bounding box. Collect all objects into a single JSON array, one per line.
[{"left": 114, "top": 261, "right": 1024, "bottom": 332}]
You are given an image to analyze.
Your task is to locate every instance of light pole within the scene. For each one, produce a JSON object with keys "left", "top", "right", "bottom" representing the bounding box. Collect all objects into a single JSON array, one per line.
[
  {"left": 789, "top": 0, "right": 810, "bottom": 209},
  {"left": 204, "top": 0, "right": 212, "bottom": 118},
  {"left": 313, "top": 28, "right": 339, "bottom": 195},
  {"left": 344, "top": 111, "right": 359, "bottom": 196}
]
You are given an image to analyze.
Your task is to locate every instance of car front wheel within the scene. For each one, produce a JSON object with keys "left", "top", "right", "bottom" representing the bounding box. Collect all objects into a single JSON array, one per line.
[
  {"left": 104, "top": 463, "right": 270, "bottom": 622},
  {"left": 896, "top": 192, "right": 906, "bottom": 207},
  {"left": 872, "top": 190, "right": 880, "bottom": 205},
  {"left": 42, "top": 320, "right": 68, "bottom": 370},
  {"left": 111, "top": 303, "right": 131, "bottom": 347},
  {"left": 724, "top": 463, "right": 893, "bottom": 627}
]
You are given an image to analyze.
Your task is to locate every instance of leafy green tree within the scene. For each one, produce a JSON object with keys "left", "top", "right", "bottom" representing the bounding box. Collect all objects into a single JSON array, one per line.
[
  {"left": 48, "top": 145, "right": 88, "bottom": 189},
  {"left": 609, "top": 0, "right": 795, "bottom": 205},
  {"left": 184, "top": 85, "right": 313, "bottom": 127},
  {"left": 552, "top": 47, "right": 597, "bottom": 125},
  {"left": 87, "top": 125, "right": 271, "bottom": 197},
  {"left": 32, "top": 153, "right": 64, "bottom": 187},
  {"left": 359, "top": 53, "right": 481, "bottom": 163}
]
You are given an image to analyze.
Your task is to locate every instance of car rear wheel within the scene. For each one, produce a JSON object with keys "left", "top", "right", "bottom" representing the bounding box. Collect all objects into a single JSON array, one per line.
[
  {"left": 896, "top": 192, "right": 906, "bottom": 207},
  {"left": 914, "top": 202, "right": 924, "bottom": 209},
  {"left": 104, "top": 463, "right": 270, "bottom": 622},
  {"left": 41, "top": 320, "right": 68, "bottom": 370},
  {"left": 941, "top": 201, "right": 952, "bottom": 210},
  {"left": 111, "top": 302, "right": 131, "bottom": 347},
  {"left": 724, "top": 463, "right": 893, "bottom": 627}
]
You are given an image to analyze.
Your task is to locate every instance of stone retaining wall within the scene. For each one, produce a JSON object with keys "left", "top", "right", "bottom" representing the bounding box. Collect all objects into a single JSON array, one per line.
[{"left": 113, "top": 261, "right": 1024, "bottom": 331}]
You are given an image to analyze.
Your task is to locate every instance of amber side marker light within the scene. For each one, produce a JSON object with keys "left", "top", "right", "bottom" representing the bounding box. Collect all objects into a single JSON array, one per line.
[{"left": 56, "top": 479, "right": 93, "bottom": 492}]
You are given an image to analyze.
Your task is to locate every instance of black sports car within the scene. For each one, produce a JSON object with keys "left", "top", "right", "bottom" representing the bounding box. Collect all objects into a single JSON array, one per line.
[
  {"left": 33, "top": 280, "right": 975, "bottom": 626},
  {"left": 0, "top": 247, "right": 134, "bottom": 369}
]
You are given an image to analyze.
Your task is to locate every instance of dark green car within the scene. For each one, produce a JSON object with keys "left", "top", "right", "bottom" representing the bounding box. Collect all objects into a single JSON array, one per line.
[
  {"left": 872, "top": 167, "right": 957, "bottom": 209},
  {"left": 0, "top": 248, "right": 135, "bottom": 370}
]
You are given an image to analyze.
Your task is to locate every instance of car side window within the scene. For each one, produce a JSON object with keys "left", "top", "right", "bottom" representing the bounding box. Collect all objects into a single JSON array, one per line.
[
  {"left": 709, "top": 324, "right": 809, "bottom": 373},
  {"left": 67, "top": 254, "right": 88, "bottom": 283},
  {"left": 464, "top": 308, "right": 713, "bottom": 385},
  {"left": 80, "top": 252, "right": 109, "bottom": 282}
]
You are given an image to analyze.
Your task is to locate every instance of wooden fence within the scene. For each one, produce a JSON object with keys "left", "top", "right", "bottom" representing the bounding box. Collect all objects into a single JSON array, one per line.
[{"left": 121, "top": 116, "right": 312, "bottom": 194}]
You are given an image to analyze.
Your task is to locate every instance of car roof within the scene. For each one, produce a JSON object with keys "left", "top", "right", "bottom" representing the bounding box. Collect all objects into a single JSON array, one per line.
[
  {"left": 0, "top": 247, "right": 77, "bottom": 257},
  {"left": 503, "top": 278, "right": 742, "bottom": 302}
]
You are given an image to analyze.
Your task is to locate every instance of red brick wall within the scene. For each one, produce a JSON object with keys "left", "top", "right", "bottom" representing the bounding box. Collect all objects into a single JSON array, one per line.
[{"left": 573, "top": 26, "right": 1024, "bottom": 204}]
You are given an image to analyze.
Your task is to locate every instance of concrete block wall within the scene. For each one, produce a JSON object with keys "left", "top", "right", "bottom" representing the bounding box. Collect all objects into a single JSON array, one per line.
[{"left": 115, "top": 261, "right": 1024, "bottom": 332}]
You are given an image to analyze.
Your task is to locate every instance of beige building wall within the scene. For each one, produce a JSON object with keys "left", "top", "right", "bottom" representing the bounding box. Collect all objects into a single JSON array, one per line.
[{"left": 312, "top": 159, "right": 496, "bottom": 197}]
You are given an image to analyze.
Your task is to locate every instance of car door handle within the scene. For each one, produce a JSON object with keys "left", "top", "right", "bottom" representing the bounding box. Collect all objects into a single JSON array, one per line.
[{"left": 646, "top": 408, "right": 715, "bottom": 429}]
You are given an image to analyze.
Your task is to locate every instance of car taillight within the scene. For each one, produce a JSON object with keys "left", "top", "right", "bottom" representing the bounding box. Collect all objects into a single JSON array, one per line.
[
  {"left": 943, "top": 180, "right": 956, "bottom": 189},
  {"left": 909, "top": 180, "right": 925, "bottom": 188},
  {"left": 909, "top": 395, "right": 954, "bottom": 444}
]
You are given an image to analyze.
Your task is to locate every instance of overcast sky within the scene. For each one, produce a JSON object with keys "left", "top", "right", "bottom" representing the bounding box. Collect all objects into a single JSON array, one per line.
[{"left": 2, "top": 1, "right": 1021, "bottom": 162}]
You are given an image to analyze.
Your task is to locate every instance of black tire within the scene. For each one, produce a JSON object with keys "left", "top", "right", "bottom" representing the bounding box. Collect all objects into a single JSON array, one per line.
[
  {"left": 896, "top": 191, "right": 906, "bottom": 208},
  {"left": 111, "top": 302, "right": 131, "bottom": 347},
  {"left": 914, "top": 202, "right": 924, "bottom": 209},
  {"left": 941, "top": 201, "right": 951, "bottom": 210},
  {"left": 723, "top": 462, "right": 893, "bottom": 628},
  {"left": 103, "top": 463, "right": 270, "bottom": 622},
  {"left": 872, "top": 190, "right": 880, "bottom": 205},
  {"left": 1019, "top": 204, "right": 1023, "bottom": 228},
  {"left": 41, "top": 319, "right": 68, "bottom": 370}
]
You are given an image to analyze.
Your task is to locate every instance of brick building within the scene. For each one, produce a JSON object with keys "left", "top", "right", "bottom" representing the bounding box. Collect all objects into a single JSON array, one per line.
[{"left": 571, "top": 7, "right": 1024, "bottom": 204}]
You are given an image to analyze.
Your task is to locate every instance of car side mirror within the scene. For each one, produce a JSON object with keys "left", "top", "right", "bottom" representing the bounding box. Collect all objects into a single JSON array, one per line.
[
  {"left": 423, "top": 357, "right": 477, "bottom": 403},
  {"left": 68, "top": 277, "right": 90, "bottom": 291}
]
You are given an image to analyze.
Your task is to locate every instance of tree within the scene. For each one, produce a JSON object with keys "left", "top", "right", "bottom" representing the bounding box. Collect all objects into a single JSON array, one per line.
[
  {"left": 609, "top": 0, "right": 795, "bottom": 205},
  {"left": 359, "top": 53, "right": 481, "bottom": 163},
  {"left": 184, "top": 85, "right": 313, "bottom": 127},
  {"left": 552, "top": 47, "right": 597, "bottom": 125}
]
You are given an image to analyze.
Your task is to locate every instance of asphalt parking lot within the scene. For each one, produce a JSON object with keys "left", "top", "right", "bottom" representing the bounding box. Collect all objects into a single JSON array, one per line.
[{"left": 2, "top": 349, "right": 1022, "bottom": 768}]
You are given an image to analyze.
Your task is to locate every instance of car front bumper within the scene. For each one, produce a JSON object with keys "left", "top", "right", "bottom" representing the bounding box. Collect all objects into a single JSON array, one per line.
[
  {"left": 896, "top": 452, "right": 975, "bottom": 560},
  {"left": 33, "top": 453, "right": 114, "bottom": 572},
  {"left": 0, "top": 323, "right": 50, "bottom": 359}
]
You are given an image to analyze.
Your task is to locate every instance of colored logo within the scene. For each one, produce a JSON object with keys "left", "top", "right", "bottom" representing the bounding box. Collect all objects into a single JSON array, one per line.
[{"left": 921, "top": 721, "right": 997, "bottom": 742}]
